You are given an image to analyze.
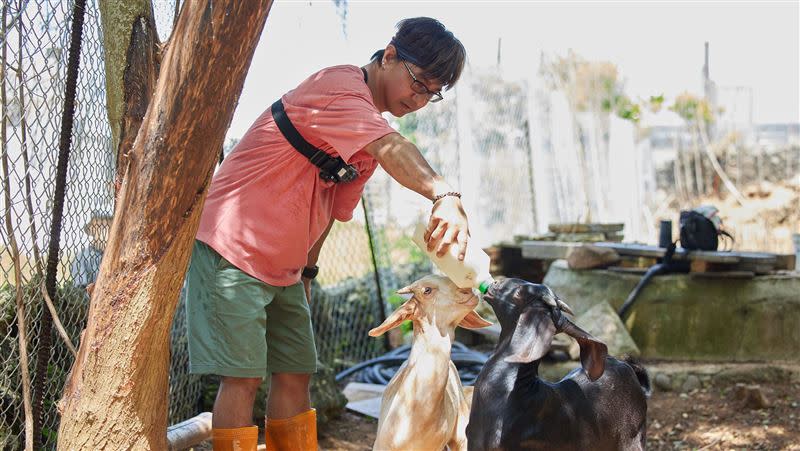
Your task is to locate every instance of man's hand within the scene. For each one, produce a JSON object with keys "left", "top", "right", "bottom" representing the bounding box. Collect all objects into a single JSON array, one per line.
[
  {"left": 425, "top": 195, "right": 469, "bottom": 260},
  {"left": 302, "top": 277, "right": 312, "bottom": 303},
  {"left": 363, "top": 133, "right": 471, "bottom": 259}
]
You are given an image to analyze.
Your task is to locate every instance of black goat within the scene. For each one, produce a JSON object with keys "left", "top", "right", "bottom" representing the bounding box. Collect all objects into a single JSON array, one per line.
[{"left": 466, "top": 278, "right": 651, "bottom": 451}]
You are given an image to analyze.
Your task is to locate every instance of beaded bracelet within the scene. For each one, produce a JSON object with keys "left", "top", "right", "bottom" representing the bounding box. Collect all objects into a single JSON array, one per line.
[{"left": 432, "top": 191, "right": 462, "bottom": 203}]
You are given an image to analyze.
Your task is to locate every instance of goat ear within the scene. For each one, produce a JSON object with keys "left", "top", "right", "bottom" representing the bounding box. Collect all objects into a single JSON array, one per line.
[
  {"left": 504, "top": 309, "right": 556, "bottom": 364},
  {"left": 560, "top": 318, "right": 608, "bottom": 381},
  {"left": 458, "top": 310, "right": 493, "bottom": 329},
  {"left": 368, "top": 299, "right": 416, "bottom": 337}
]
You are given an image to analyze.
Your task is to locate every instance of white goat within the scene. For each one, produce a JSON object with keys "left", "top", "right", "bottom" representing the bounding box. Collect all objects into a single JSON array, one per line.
[{"left": 368, "top": 275, "right": 492, "bottom": 451}]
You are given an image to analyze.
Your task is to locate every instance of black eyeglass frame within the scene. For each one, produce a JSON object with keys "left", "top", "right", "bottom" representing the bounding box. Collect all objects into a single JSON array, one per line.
[{"left": 401, "top": 60, "right": 444, "bottom": 103}]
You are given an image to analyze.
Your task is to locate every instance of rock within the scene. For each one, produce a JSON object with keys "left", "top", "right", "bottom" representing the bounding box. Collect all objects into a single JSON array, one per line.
[
  {"left": 543, "top": 260, "right": 800, "bottom": 362},
  {"left": 734, "top": 383, "right": 771, "bottom": 409},
  {"left": 543, "top": 260, "right": 800, "bottom": 360},
  {"left": 734, "top": 383, "right": 748, "bottom": 400},
  {"left": 566, "top": 245, "right": 621, "bottom": 270},
  {"left": 567, "top": 301, "right": 640, "bottom": 358},
  {"left": 717, "top": 366, "right": 795, "bottom": 386},
  {"left": 681, "top": 375, "right": 701, "bottom": 392},
  {"left": 654, "top": 373, "right": 673, "bottom": 392},
  {"left": 605, "top": 232, "right": 625, "bottom": 242}
]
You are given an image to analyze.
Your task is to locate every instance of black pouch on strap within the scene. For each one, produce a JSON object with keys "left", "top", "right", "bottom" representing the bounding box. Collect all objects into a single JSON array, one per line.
[{"left": 270, "top": 99, "right": 359, "bottom": 184}]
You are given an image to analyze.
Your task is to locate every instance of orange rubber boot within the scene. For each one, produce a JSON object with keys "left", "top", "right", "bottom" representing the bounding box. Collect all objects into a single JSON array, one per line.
[
  {"left": 212, "top": 425, "right": 259, "bottom": 451},
  {"left": 264, "top": 408, "right": 317, "bottom": 451}
]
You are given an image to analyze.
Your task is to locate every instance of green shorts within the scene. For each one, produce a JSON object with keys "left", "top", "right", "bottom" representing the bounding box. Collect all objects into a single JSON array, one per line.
[{"left": 186, "top": 240, "right": 317, "bottom": 378}]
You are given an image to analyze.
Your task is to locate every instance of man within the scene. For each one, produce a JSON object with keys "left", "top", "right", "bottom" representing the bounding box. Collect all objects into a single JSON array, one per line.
[{"left": 187, "top": 17, "right": 470, "bottom": 450}]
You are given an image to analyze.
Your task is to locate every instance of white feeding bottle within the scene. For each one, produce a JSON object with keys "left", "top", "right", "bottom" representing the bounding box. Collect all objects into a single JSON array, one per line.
[{"left": 412, "top": 221, "right": 496, "bottom": 294}]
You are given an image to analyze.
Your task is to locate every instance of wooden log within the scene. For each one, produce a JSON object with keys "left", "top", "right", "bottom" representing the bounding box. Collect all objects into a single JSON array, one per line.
[
  {"left": 735, "top": 261, "right": 776, "bottom": 275},
  {"left": 521, "top": 241, "right": 784, "bottom": 275},
  {"left": 548, "top": 223, "right": 625, "bottom": 233},
  {"left": 167, "top": 412, "right": 212, "bottom": 451},
  {"left": 774, "top": 254, "right": 796, "bottom": 271},
  {"left": 607, "top": 266, "right": 649, "bottom": 274},
  {"left": 617, "top": 256, "right": 658, "bottom": 269},
  {"left": 689, "top": 260, "right": 728, "bottom": 273},
  {"left": 343, "top": 382, "right": 387, "bottom": 403},
  {"left": 592, "top": 242, "right": 744, "bottom": 263}
]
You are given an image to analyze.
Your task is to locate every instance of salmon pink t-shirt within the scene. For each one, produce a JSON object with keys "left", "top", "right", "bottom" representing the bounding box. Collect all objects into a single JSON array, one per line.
[{"left": 196, "top": 65, "right": 395, "bottom": 286}]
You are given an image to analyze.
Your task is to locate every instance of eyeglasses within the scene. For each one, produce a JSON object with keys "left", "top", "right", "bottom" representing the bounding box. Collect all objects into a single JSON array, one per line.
[{"left": 401, "top": 60, "right": 443, "bottom": 103}]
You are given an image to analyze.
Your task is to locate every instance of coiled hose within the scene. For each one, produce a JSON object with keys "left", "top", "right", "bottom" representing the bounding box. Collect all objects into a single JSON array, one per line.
[{"left": 335, "top": 342, "right": 488, "bottom": 386}]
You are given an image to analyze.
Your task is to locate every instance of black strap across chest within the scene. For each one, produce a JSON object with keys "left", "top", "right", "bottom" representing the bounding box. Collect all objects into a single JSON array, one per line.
[{"left": 269, "top": 67, "right": 368, "bottom": 184}]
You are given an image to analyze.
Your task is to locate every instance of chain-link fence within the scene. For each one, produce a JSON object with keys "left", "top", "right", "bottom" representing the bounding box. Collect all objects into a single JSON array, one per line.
[
  {"left": 0, "top": 1, "right": 399, "bottom": 448},
  {"left": 2, "top": 1, "right": 799, "bottom": 449},
  {"left": 0, "top": 1, "right": 200, "bottom": 448}
]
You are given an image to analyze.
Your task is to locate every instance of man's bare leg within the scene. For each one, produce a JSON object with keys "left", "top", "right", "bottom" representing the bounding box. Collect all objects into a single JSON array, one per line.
[
  {"left": 212, "top": 376, "right": 263, "bottom": 428},
  {"left": 268, "top": 373, "right": 311, "bottom": 418}
]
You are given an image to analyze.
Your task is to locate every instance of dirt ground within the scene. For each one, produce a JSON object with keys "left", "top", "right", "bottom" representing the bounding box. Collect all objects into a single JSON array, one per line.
[{"left": 319, "top": 368, "right": 800, "bottom": 451}]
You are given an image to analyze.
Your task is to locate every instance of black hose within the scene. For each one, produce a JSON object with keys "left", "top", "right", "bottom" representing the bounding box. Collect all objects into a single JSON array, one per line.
[
  {"left": 335, "top": 342, "right": 489, "bottom": 386},
  {"left": 616, "top": 263, "right": 671, "bottom": 320},
  {"left": 617, "top": 242, "right": 687, "bottom": 320}
]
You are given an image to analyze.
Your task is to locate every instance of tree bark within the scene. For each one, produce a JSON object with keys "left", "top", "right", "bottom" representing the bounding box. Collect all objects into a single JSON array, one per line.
[
  {"left": 98, "top": 0, "right": 161, "bottom": 192},
  {"left": 57, "top": 1, "right": 273, "bottom": 448},
  {"left": 690, "top": 128, "right": 705, "bottom": 195},
  {"left": 696, "top": 118, "right": 746, "bottom": 206},
  {"left": 672, "top": 131, "right": 688, "bottom": 203}
]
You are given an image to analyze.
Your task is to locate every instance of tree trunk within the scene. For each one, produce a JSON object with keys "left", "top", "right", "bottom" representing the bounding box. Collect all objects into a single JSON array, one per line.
[
  {"left": 98, "top": 0, "right": 161, "bottom": 191},
  {"left": 680, "top": 134, "right": 695, "bottom": 199},
  {"left": 696, "top": 118, "right": 746, "bottom": 206},
  {"left": 690, "top": 127, "right": 705, "bottom": 196},
  {"left": 672, "top": 131, "right": 687, "bottom": 203},
  {"left": 57, "top": 1, "right": 273, "bottom": 448}
]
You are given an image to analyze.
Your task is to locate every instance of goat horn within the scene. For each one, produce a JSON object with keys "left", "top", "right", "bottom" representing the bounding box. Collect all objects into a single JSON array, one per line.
[{"left": 557, "top": 299, "right": 574, "bottom": 315}]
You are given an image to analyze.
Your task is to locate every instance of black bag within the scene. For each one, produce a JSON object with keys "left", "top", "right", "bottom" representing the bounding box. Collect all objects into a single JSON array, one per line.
[{"left": 679, "top": 207, "right": 733, "bottom": 251}]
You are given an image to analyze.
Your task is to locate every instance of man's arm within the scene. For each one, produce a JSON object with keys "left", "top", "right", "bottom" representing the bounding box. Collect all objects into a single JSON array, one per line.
[
  {"left": 302, "top": 218, "right": 335, "bottom": 302},
  {"left": 363, "top": 132, "right": 449, "bottom": 200},
  {"left": 307, "top": 217, "right": 335, "bottom": 269},
  {"left": 363, "top": 132, "right": 470, "bottom": 259}
]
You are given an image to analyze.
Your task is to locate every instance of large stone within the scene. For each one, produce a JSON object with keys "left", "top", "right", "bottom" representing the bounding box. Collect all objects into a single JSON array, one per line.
[
  {"left": 544, "top": 260, "right": 800, "bottom": 361},
  {"left": 566, "top": 245, "right": 621, "bottom": 270},
  {"left": 734, "top": 384, "right": 771, "bottom": 409},
  {"left": 567, "top": 301, "right": 640, "bottom": 359},
  {"left": 653, "top": 373, "right": 672, "bottom": 392},
  {"left": 681, "top": 374, "right": 701, "bottom": 392}
]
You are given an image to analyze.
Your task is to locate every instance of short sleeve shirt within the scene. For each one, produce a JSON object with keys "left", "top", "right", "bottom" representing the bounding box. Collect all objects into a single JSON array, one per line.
[{"left": 196, "top": 65, "right": 395, "bottom": 286}]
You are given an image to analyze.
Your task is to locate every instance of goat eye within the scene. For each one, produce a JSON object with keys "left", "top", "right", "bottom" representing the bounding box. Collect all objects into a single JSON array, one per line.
[{"left": 423, "top": 287, "right": 432, "bottom": 295}]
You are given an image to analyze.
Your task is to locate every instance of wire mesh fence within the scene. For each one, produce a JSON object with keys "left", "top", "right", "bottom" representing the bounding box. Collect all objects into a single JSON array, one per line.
[
  {"left": 0, "top": 1, "right": 199, "bottom": 448},
  {"left": 1, "top": 0, "right": 798, "bottom": 449}
]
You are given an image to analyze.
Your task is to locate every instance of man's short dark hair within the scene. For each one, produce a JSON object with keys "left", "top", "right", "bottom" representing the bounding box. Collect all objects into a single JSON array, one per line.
[{"left": 372, "top": 17, "right": 466, "bottom": 91}]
